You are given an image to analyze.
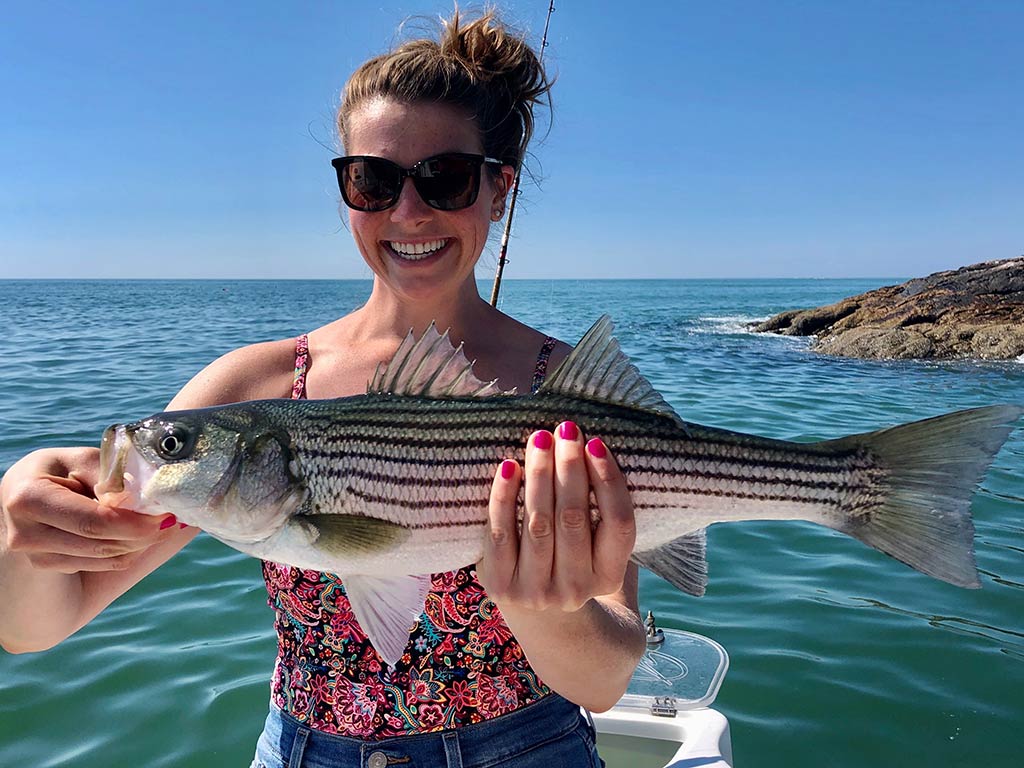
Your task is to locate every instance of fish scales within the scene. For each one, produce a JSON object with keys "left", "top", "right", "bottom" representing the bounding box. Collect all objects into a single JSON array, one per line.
[
  {"left": 292, "top": 396, "right": 866, "bottom": 476},
  {"left": 241, "top": 395, "right": 885, "bottom": 535}
]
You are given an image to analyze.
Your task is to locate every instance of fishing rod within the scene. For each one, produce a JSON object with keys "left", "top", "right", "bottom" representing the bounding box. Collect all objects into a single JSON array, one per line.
[{"left": 489, "top": 0, "right": 555, "bottom": 307}]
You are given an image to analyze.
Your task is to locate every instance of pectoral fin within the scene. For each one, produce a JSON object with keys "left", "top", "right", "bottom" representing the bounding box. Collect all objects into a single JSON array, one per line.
[
  {"left": 302, "top": 514, "right": 409, "bottom": 557},
  {"left": 343, "top": 574, "right": 433, "bottom": 667}
]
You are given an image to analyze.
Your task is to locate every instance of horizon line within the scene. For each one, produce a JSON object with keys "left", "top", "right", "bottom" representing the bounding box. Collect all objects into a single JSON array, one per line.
[{"left": 0, "top": 275, "right": 903, "bottom": 283}]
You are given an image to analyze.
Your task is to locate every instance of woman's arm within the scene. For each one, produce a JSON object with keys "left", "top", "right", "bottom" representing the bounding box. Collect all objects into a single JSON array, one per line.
[
  {"left": 477, "top": 424, "right": 647, "bottom": 712},
  {"left": 0, "top": 340, "right": 295, "bottom": 653},
  {"left": 0, "top": 447, "right": 195, "bottom": 653}
]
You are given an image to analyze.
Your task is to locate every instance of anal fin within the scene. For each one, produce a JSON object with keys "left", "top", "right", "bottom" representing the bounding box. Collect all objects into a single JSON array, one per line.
[{"left": 631, "top": 530, "right": 708, "bottom": 597}]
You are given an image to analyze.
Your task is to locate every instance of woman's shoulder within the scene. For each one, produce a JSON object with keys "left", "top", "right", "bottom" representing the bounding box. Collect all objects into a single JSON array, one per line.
[
  {"left": 166, "top": 336, "right": 303, "bottom": 410},
  {"left": 502, "top": 312, "right": 571, "bottom": 362},
  {"left": 475, "top": 311, "right": 572, "bottom": 391}
]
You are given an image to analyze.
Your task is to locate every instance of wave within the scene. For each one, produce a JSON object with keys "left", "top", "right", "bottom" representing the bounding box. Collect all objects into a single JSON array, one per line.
[{"left": 695, "top": 315, "right": 769, "bottom": 335}]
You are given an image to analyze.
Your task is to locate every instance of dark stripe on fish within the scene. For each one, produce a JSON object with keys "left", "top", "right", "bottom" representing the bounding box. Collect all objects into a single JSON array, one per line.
[
  {"left": 342, "top": 480, "right": 864, "bottom": 513},
  {"left": 298, "top": 437, "right": 869, "bottom": 477},
  {"left": 323, "top": 463, "right": 872, "bottom": 497}
]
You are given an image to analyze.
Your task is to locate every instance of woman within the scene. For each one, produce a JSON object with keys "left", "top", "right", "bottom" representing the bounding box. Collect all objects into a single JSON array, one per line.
[{"left": 0, "top": 10, "right": 646, "bottom": 767}]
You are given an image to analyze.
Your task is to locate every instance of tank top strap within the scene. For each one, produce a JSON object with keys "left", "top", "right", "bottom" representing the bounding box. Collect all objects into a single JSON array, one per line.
[
  {"left": 530, "top": 335, "right": 558, "bottom": 394},
  {"left": 291, "top": 334, "right": 309, "bottom": 400}
]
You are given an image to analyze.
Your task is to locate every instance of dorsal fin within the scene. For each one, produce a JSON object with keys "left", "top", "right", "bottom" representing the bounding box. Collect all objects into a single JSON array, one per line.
[
  {"left": 539, "top": 315, "right": 683, "bottom": 424},
  {"left": 368, "top": 322, "right": 515, "bottom": 398}
]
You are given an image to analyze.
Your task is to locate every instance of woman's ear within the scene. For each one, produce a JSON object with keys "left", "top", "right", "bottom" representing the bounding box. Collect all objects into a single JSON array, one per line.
[{"left": 491, "top": 164, "right": 515, "bottom": 220}]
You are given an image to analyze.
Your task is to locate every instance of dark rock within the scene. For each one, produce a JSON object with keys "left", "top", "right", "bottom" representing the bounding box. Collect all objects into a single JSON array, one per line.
[{"left": 753, "top": 257, "right": 1024, "bottom": 360}]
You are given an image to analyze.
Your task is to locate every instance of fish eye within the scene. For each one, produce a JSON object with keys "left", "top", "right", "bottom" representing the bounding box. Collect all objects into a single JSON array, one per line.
[{"left": 156, "top": 425, "right": 193, "bottom": 460}]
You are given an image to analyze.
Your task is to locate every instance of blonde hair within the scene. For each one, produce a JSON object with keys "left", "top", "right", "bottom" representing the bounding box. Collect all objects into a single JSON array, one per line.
[{"left": 338, "top": 7, "right": 552, "bottom": 170}]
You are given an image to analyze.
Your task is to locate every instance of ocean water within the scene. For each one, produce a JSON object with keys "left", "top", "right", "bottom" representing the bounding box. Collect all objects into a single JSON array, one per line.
[{"left": 1, "top": 278, "right": 1022, "bottom": 768}]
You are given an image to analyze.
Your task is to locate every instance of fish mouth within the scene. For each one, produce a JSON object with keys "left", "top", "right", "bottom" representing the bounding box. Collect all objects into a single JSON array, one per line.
[{"left": 95, "top": 424, "right": 134, "bottom": 508}]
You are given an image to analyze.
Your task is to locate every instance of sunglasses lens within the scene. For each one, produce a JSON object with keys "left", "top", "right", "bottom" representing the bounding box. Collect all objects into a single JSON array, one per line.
[
  {"left": 338, "top": 158, "right": 400, "bottom": 212},
  {"left": 414, "top": 155, "right": 481, "bottom": 211}
]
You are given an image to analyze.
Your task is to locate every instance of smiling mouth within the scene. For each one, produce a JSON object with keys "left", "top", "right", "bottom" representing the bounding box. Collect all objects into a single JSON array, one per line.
[{"left": 385, "top": 238, "right": 450, "bottom": 261}]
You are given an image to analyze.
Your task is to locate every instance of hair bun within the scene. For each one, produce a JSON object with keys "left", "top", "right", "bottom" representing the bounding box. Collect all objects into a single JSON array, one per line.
[
  {"left": 339, "top": 8, "right": 552, "bottom": 170},
  {"left": 442, "top": 11, "right": 546, "bottom": 96}
]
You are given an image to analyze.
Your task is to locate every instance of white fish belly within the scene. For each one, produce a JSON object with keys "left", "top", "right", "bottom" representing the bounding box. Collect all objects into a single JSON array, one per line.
[
  {"left": 244, "top": 515, "right": 488, "bottom": 577},
  {"left": 631, "top": 491, "right": 839, "bottom": 553}
]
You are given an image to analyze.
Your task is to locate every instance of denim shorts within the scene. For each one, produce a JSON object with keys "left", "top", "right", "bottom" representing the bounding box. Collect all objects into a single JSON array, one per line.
[{"left": 250, "top": 693, "right": 603, "bottom": 768}]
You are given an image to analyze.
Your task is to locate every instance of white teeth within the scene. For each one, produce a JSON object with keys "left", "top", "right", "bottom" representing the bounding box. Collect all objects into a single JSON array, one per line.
[{"left": 388, "top": 239, "right": 448, "bottom": 259}]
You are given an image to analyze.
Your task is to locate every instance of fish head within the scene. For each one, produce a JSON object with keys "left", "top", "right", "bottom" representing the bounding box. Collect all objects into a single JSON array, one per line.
[{"left": 96, "top": 408, "right": 305, "bottom": 544}]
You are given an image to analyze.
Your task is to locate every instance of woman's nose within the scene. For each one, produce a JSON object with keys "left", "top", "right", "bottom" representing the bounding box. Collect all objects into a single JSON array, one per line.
[{"left": 389, "top": 177, "right": 432, "bottom": 224}]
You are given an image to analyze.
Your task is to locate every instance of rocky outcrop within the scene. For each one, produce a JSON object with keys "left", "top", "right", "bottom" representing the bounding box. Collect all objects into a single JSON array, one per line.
[{"left": 754, "top": 257, "right": 1024, "bottom": 360}]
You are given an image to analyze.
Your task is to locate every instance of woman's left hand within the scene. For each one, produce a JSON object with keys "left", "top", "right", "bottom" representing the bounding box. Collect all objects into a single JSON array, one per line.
[{"left": 477, "top": 421, "right": 637, "bottom": 613}]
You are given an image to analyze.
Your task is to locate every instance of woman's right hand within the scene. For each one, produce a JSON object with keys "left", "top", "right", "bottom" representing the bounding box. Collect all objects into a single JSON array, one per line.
[{"left": 0, "top": 447, "right": 175, "bottom": 574}]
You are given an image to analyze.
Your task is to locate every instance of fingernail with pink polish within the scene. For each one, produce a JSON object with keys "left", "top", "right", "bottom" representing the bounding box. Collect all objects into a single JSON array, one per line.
[
  {"left": 500, "top": 459, "right": 517, "bottom": 480},
  {"left": 586, "top": 438, "right": 607, "bottom": 458},
  {"left": 558, "top": 421, "right": 579, "bottom": 441},
  {"left": 533, "top": 431, "right": 553, "bottom": 450},
  {"left": 179, "top": 522, "right": 189, "bottom": 529},
  {"left": 159, "top": 515, "right": 178, "bottom": 530}
]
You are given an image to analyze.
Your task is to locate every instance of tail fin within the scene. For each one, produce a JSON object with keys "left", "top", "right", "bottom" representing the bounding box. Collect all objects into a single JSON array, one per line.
[{"left": 824, "top": 405, "right": 1022, "bottom": 588}]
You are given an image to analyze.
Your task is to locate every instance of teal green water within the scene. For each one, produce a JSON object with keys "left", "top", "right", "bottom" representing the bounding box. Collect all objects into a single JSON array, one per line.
[{"left": 1, "top": 279, "right": 1022, "bottom": 767}]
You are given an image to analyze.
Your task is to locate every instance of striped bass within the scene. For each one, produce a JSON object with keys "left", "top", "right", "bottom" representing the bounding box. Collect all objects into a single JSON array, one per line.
[{"left": 95, "top": 316, "right": 1022, "bottom": 665}]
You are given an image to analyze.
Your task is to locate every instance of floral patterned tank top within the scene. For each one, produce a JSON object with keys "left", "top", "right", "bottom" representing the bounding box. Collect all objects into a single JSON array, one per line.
[{"left": 262, "top": 333, "right": 559, "bottom": 738}]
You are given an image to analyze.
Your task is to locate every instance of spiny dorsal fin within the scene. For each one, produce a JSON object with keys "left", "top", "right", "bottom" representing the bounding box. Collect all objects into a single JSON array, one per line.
[
  {"left": 368, "top": 322, "right": 515, "bottom": 398},
  {"left": 539, "top": 315, "right": 683, "bottom": 424}
]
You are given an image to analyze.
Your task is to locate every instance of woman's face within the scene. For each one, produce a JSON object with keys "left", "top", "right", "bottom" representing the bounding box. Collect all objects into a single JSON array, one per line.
[{"left": 343, "top": 97, "right": 513, "bottom": 304}]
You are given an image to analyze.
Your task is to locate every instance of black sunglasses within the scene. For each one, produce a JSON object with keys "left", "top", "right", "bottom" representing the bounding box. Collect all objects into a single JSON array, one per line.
[{"left": 331, "top": 153, "right": 504, "bottom": 212}]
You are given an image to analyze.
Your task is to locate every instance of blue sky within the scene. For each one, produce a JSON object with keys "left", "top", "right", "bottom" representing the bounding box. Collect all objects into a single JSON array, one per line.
[{"left": 1, "top": 0, "right": 1020, "bottom": 280}]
